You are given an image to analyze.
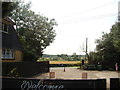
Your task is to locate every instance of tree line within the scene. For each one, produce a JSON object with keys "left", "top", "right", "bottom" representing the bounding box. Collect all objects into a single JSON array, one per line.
[
  {"left": 89, "top": 22, "right": 120, "bottom": 70},
  {"left": 40, "top": 53, "right": 86, "bottom": 61}
]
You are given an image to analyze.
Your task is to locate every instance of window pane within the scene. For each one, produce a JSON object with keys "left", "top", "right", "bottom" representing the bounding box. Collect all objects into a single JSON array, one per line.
[
  {"left": 2, "top": 23, "right": 4, "bottom": 30},
  {"left": 2, "top": 49, "right": 5, "bottom": 58},
  {"left": 6, "top": 49, "right": 10, "bottom": 58},
  {"left": 4, "top": 24, "right": 8, "bottom": 32},
  {"left": 2, "top": 49, "right": 14, "bottom": 59},
  {"left": 9, "top": 50, "right": 13, "bottom": 58},
  {"left": 0, "top": 22, "right": 2, "bottom": 30}
]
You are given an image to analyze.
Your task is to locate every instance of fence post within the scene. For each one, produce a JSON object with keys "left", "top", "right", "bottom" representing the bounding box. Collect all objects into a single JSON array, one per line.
[
  {"left": 96, "top": 79, "right": 106, "bottom": 90},
  {"left": 49, "top": 72, "right": 55, "bottom": 78},
  {"left": 110, "top": 78, "right": 120, "bottom": 90},
  {"left": 82, "top": 72, "right": 87, "bottom": 79}
]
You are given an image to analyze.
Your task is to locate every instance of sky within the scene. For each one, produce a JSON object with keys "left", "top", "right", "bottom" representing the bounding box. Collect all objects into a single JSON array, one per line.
[{"left": 24, "top": 0, "right": 119, "bottom": 55}]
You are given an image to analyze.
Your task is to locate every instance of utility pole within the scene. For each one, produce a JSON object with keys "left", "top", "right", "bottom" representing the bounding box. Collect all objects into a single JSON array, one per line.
[
  {"left": 118, "top": 1, "right": 120, "bottom": 22},
  {"left": 86, "top": 38, "right": 88, "bottom": 54},
  {"left": 85, "top": 38, "right": 88, "bottom": 61}
]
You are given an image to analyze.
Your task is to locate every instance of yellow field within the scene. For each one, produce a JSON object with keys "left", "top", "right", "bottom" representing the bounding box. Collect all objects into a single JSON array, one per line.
[{"left": 50, "top": 61, "right": 81, "bottom": 64}]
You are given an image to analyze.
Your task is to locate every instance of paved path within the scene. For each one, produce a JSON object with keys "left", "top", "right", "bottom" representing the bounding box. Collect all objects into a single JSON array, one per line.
[{"left": 33, "top": 67, "right": 120, "bottom": 89}]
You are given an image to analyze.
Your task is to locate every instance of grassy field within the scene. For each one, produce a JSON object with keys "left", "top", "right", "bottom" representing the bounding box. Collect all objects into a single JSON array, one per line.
[{"left": 50, "top": 61, "right": 82, "bottom": 64}]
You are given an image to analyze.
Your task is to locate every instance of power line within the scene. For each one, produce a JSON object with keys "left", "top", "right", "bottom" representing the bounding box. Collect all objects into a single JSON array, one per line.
[
  {"left": 58, "top": 1, "right": 118, "bottom": 20},
  {"left": 60, "top": 13, "right": 117, "bottom": 24}
]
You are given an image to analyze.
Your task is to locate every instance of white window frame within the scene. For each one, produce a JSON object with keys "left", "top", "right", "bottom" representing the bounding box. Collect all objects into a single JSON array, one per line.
[{"left": 2, "top": 49, "right": 14, "bottom": 59}]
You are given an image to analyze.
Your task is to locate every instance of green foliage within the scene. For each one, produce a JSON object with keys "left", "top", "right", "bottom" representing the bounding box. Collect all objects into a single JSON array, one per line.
[
  {"left": 82, "top": 64, "right": 102, "bottom": 71},
  {"left": 89, "top": 52, "right": 97, "bottom": 64},
  {"left": 9, "top": 2, "right": 57, "bottom": 61},
  {"left": 1, "top": 1, "right": 18, "bottom": 18},
  {"left": 111, "top": 23, "right": 120, "bottom": 52},
  {"left": 92, "top": 22, "right": 120, "bottom": 70},
  {"left": 7, "top": 67, "right": 20, "bottom": 77}
]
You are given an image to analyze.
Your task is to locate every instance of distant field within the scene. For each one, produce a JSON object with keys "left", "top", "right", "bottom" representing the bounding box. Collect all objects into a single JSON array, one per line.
[{"left": 50, "top": 61, "right": 81, "bottom": 64}]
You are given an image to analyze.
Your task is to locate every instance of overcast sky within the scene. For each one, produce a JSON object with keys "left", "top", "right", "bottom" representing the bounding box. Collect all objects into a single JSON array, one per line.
[{"left": 25, "top": 0, "right": 119, "bottom": 55}]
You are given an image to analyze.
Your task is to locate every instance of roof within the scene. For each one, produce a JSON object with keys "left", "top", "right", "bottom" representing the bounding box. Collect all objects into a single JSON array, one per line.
[
  {"left": 1, "top": 17, "right": 15, "bottom": 25},
  {"left": 2, "top": 18, "right": 23, "bottom": 50}
]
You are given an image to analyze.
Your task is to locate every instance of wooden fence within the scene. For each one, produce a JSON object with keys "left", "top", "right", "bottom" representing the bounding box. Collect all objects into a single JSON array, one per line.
[
  {"left": 2, "top": 61, "right": 49, "bottom": 77},
  {"left": 110, "top": 78, "right": 120, "bottom": 90},
  {"left": 2, "top": 78, "right": 106, "bottom": 90}
]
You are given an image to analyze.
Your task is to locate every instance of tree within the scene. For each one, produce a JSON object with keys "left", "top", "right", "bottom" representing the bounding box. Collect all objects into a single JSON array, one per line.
[
  {"left": 89, "top": 51, "right": 96, "bottom": 64},
  {"left": 111, "top": 23, "right": 120, "bottom": 52},
  {"left": 95, "top": 22, "right": 120, "bottom": 70},
  {"left": 1, "top": 1, "right": 18, "bottom": 18},
  {"left": 72, "top": 53, "right": 78, "bottom": 61},
  {"left": 10, "top": 2, "right": 57, "bottom": 61}
]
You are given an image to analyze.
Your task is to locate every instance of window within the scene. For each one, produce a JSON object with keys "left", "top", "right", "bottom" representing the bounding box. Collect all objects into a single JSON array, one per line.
[
  {"left": 2, "top": 23, "right": 9, "bottom": 33},
  {"left": 0, "top": 22, "right": 2, "bottom": 30},
  {"left": 2, "top": 49, "right": 14, "bottom": 59}
]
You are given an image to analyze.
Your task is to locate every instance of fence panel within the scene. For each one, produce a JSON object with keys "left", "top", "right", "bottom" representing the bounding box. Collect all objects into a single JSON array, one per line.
[
  {"left": 110, "top": 78, "right": 120, "bottom": 90},
  {"left": 2, "top": 61, "right": 49, "bottom": 77},
  {"left": 2, "top": 78, "right": 106, "bottom": 90}
]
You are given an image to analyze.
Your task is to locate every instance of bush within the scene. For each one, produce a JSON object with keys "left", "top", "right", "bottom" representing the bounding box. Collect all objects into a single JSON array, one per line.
[{"left": 83, "top": 64, "right": 102, "bottom": 70}]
